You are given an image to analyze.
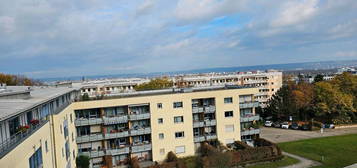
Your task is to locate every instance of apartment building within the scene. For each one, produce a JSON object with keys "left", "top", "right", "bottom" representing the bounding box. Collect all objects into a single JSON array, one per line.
[
  {"left": 0, "top": 84, "right": 260, "bottom": 168},
  {"left": 72, "top": 85, "right": 260, "bottom": 167},
  {"left": 173, "top": 70, "right": 283, "bottom": 107},
  {"left": 0, "top": 86, "right": 80, "bottom": 168}
]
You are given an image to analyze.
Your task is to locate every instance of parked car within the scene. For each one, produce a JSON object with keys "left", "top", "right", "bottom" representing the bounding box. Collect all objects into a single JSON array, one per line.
[
  {"left": 323, "top": 123, "right": 335, "bottom": 129},
  {"left": 281, "top": 122, "right": 289, "bottom": 129},
  {"left": 273, "top": 122, "right": 281, "bottom": 128},
  {"left": 301, "top": 124, "right": 311, "bottom": 131},
  {"left": 291, "top": 122, "right": 299, "bottom": 130},
  {"left": 265, "top": 121, "right": 273, "bottom": 127}
]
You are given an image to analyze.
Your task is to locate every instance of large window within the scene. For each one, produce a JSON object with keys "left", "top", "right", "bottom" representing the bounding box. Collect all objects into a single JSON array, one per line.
[
  {"left": 29, "top": 147, "right": 43, "bottom": 168},
  {"left": 174, "top": 116, "right": 184, "bottom": 123},
  {"left": 173, "top": 102, "right": 183, "bottom": 108}
]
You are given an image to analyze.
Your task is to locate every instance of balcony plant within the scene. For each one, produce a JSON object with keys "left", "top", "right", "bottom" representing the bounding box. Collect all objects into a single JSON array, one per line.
[
  {"left": 30, "top": 119, "right": 39, "bottom": 125},
  {"left": 18, "top": 125, "right": 30, "bottom": 133}
]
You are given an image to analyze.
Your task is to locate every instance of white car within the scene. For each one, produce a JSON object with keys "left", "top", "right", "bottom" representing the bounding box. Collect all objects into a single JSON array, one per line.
[
  {"left": 281, "top": 122, "right": 289, "bottom": 129},
  {"left": 265, "top": 121, "right": 273, "bottom": 127}
]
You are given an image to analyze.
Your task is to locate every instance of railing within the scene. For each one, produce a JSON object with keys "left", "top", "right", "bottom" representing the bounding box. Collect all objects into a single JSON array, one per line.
[
  {"left": 206, "top": 134, "right": 217, "bottom": 140},
  {"left": 241, "top": 129, "right": 260, "bottom": 136},
  {"left": 240, "top": 115, "right": 260, "bottom": 122},
  {"left": 103, "top": 116, "right": 128, "bottom": 125},
  {"left": 243, "top": 80, "right": 267, "bottom": 84},
  {"left": 130, "top": 128, "right": 151, "bottom": 136},
  {"left": 239, "top": 101, "right": 259, "bottom": 108},
  {"left": 79, "top": 150, "right": 105, "bottom": 158},
  {"left": 193, "top": 121, "right": 204, "bottom": 128},
  {"left": 205, "top": 120, "right": 216, "bottom": 126},
  {"left": 194, "top": 136, "right": 205, "bottom": 143},
  {"left": 129, "top": 113, "right": 150, "bottom": 120},
  {"left": 53, "top": 101, "right": 72, "bottom": 114},
  {"left": 107, "top": 147, "right": 130, "bottom": 155},
  {"left": 76, "top": 134, "right": 104, "bottom": 143},
  {"left": 192, "top": 106, "right": 215, "bottom": 114},
  {"left": 204, "top": 106, "right": 216, "bottom": 113},
  {"left": 104, "top": 131, "right": 130, "bottom": 139},
  {"left": 75, "top": 118, "right": 103, "bottom": 126},
  {"left": 131, "top": 143, "right": 152, "bottom": 153},
  {"left": 0, "top": 120, "right": 48, "bottom": 158}
]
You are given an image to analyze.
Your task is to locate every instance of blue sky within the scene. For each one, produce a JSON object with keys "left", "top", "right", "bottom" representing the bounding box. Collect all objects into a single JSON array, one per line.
[{"left": 0, "top": 0, "right": 356, "bottom": 78}]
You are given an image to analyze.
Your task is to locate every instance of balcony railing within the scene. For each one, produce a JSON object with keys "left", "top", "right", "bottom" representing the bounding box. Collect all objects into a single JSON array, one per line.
[
  {"left": 193, "top": 121, "right": 204, "bottom": 128},
  {"left": 131, "top": 143, "right": 152, "bottom": 153},
  {"left": 239, "top": 101, "right": 259, "bottom": 108},
  {"left": 75, "top": 118, "right": 103, "bottom": 126},
  {"left": 129, "top": 113, "right": 150, "bottom": 121},
  {"left": 130, "top": 127, "right": 151, "bottom": 136},
  {"left": 206, "top": 134, "right": 217, "bottom": 140},
  {"left": 192, "top": 106, "right": 215, "bottom": 114},
  {"left": 240, "top": 115, "right": 260, "bottom": 122},
  {"left": 0, "top": 120, "right": 48, "bottom": 158},
  {"left": 79, "top": 150, "right": 105, "bottom": 158},
  {"left": 241, "top": 128, "right": 260, "bottom": 136},
  {"left": 107, "top": 147, "right": 130, "bottom": 155},
  {"left": 205, "top": 120, "right": 216, "bottom": 126},
  {"left": 104, "top": 131, "right": 130, "bottom": 139},
  {"left": 76, "top": 133, "right": 104, "bottom": 143},
  {"left": 204, "top": 106, "right": 216, "bottom": 113},
  {"left": 194, "top": 136, "right": 205, "bottom": 143},
  {"left": 103, "top": 116, "right": 128, "bottom": 125}
]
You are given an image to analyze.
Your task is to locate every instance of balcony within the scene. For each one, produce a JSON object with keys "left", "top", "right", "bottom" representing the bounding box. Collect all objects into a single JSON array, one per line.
[
  {"left": 103, "top": 116, "right": 128, "bottom": 125},
  {"left": 129, "top": 113, "right": 150, "bottom": 121},
  {"left": 131, "top": 143, "right": 152, "bottom": 153},
  {"left": 79, "top": 150, "right": 105, "bottom": 158},
  {"left": 241, "top": 128, "right": 260, "bottom": 136},
  {"left": 204, "top": 106, "right": 216, "bottom": 113},
  {"left": 75, "top": 118, "right": 103, "bottom": 126},
  {"left": 76, "top": 134, "right": 104, "bottom": 143},
  {"left": 239, "top": 101, "right": 259, "bottom": 109},
  {"left": 192, "top": 107, "right": 204, "bottom": 113},
  {"left": 0, "top": 120, "right": 48, "bottom": 158},
  {"left": 206, "top": 134, "right": 217, "bottom": 141},
  {"left": 193, "top": 121, "right": 204, "bottom": 128},
  {"left": 240, "top": 115, "right": 260, "bottom": 122},
  {"left": 130, "top": 127, "right": 151, "bottom": 136},
  {"left": 194, "top": 136, "right": 205, "bottom": 143},
  {"left": 205, "top": 120, "right": 216, "bottom": 126},
  {"left": 107, "top": 147, "right": 130, "bottom": 155},
  {"left": 104, "top": 131, "right": 129, "bottom": 139}
]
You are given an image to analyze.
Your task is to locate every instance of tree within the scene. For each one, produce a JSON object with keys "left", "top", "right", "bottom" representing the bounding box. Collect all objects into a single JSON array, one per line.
[
  {"left": 76, "top": 155, "right": 90, "bottom": 168},
  {"left": 166, "top": 151, "right": 178, "bottom": 162},
  {"left": 134, "top": 78, "right": 173, "bottom": 91},
  {"left": 313, "top": 74, "right": 324, "bottom": 83},
  {"left": 129, "top": 157, "right": 140, "bottom": 168}
]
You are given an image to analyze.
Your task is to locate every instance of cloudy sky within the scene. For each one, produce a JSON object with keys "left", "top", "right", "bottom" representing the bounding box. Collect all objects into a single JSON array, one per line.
[{"left": 0, "top": 0, "right": 356, "bottom": 78}]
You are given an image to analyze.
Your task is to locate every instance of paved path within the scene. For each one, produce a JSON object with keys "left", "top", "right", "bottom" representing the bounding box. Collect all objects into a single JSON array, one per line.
[
  {"left": 260, "top": 127, "right": 357, "bottom": 143},
  {"left": 281, "top": 152, "right": 321, "bottom": 168},
  {"left": 345, "top": 163, "right": 357, "bottom": 168}
]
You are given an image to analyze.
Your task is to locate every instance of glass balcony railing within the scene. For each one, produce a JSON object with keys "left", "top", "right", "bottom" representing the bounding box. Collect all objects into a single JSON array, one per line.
[
  {"left": 79, "top": 150, "right": 105, "bottom": 158},
  {"left": 131, "top": 143, "right": 152, "bottom": 153},
  {"left": 194, "top": 136, "right": 205, "bottom": 143},
  {"left": 240, "top": 114, "right": 260, "bottom": 122},
  {"left": 241, "top": 128, "right": 260, "bottom": 136},
  {"left": 107, "top": 147, "right": 130, "bottom": 155},
  {"left": 239, "top": 101, "right": 259, "bottom": 108},
  {"left": 130, "top": 127, "right": 151, "bottom": 136},
  {"left": 103, "top": 116, "right": 128, "bottom": 125},
  {"left": 75, "top": 118, "right": 103, "bottom": 126},
  {"left": 128, "top": 113, "right": 150, "bottom": 121},
  {"left": 76, "top": 133, "right": 104, "bottom": 143},
  {"left": 192, "top": 106, "right": 215, "bottom": 113},
  {"left": 104, "top": 130, "right": 130, "bottom": 139}
]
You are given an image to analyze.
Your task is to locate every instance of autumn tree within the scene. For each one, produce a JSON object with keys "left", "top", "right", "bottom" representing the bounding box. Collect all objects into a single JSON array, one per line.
[{"left": 134, "top": 78, "right": 173, "bottom": 91}]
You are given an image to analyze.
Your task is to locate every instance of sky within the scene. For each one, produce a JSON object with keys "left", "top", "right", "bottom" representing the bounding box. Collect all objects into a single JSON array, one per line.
[{"left": 0, "top": 0, "right": 356, "bottom": 78}]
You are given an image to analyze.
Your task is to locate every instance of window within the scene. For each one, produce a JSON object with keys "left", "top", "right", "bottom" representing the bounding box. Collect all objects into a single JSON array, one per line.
[
  {"left": 157, "top": 103, "right": 162, "bottom": 109},
  {"left": 173, "top": 102, "right": 183, "bottom": 108},
  {"left": 175, "top": 131, "right": 185, "bottom": 138},
  {"left": 159, "top": 133, "right": 164, "bottom": 139},
  {"left": 225, "top": 125, "right": 234, "bottom": 132},
  {"left": 45, "top": 141, "right": 48, "bottom": 153},
  {"left": 158, "top": 118, "right": 163, "bottom": 124},
  {"left": 60, "top": 124, "right": 62, "bottom": 134},
  {"left": 65, "top": 141, "right": 70, "bottom": 160},
  {"left": 72, "top": 132, "right": 74, "bottom": 142},
  {"left": 224, "top": 97, "right": 233, "bottom": 104},
  {"left": 225, "top": 111, "right": 233, "bottom": 118},
  {"left": 29, "top": 147, "right": 43, "bottom": 168},
  {"left": 175, "top": 146, "right": 185, "bottom": 154},
  {"left": 174, "top": 116, "right": 184, "bottom": 123},
  {"left": 160, "top": 148, "right": 165, "bottom": 155},
  {"left": 70, "top": 114, "right": 73, "bottom": 123},
  {"left": 73, "top": 150, "right": 76, "bottom": 160},
  {"left": 62, "top": 148, "right": 64, "bottom": 157}
]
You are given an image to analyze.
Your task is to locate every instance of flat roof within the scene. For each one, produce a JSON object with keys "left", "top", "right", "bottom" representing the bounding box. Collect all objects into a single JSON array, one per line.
[{"left": 0, "top": 86, "right": 78, "bottom": 121}]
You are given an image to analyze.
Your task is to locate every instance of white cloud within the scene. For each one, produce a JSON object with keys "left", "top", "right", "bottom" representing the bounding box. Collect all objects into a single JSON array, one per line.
[{"left": 0, "top": 16, "right": 15, "bottom": 33}]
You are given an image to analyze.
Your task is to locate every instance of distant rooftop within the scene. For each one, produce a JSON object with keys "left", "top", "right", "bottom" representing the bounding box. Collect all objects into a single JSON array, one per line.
[{"left": 0, "top": 86, "right": 79, "bottom": 120}]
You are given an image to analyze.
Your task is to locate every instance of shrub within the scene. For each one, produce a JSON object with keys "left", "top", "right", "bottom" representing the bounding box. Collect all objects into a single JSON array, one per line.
[
  {"left": 76, "top": 155, "right": 90, "bottom": 168},
  {"left": 166, "top": 151, "right": 178, "bottom": 162},
  {"left": 129, "top": 157, "right": 140, "bottom": 168}
]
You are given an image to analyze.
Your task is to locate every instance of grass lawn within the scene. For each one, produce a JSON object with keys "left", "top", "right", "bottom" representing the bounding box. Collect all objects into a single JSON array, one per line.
[
  {"left": 247, "top": 156, "right": 299, "bottom": 168},
  {"left": 279, "top": 134, "right": 357, "bottom": 168}
]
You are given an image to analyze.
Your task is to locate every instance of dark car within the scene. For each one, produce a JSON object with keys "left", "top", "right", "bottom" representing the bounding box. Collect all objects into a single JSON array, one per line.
[
  {"left": 273, "top": 122, "right": 281, "bottom": 128},
  {"left": 291, "top": 122, "right": 299, "bottom": 130},
  {"left": 301, "top": 124, "right": 311, "bottom": 131}
]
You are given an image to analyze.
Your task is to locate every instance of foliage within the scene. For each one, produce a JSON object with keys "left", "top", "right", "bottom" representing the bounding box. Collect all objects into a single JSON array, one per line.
[
  {"left": 279, "top": 134, "right": 357, "bottom": 168},
  {"left": 266, "top": 73, "right": 357, "bottom": 124},
  {"left": 313, "top": 74, "right": 324, "bottom": 83},
  {"left": 76, "top": 155, "right": 90, "bottom": 168},
  {"left": 81, "top": 93, "right": 90, "bottom": 101},
  {"left": 166, "top": 151, "right": 178, "bottom": 162},
  {"left": 0, "top": 73, "right": 42, "bottom": 86},
  {"left": 247, "top": 156, "right": 299, "bottom": 168},
  {"left": 129, "top": 157, "right": 140, "bottom": 168},
  {"left": 134, "top": 78, "right": 173, "bottom": 91}
]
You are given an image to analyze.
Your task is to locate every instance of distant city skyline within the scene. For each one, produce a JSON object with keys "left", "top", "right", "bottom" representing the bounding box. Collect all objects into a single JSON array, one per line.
[{"left": 1, "top": 0, "right": 356, "bottom": 78}]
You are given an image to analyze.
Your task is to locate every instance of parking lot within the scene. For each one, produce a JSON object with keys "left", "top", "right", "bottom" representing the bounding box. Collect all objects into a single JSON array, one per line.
[{"left": 260, "top": 127, "right": 357, "bottom": 143}]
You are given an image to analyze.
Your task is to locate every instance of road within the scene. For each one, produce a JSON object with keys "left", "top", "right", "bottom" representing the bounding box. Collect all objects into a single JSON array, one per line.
[{"left": 260, "top": 127, "right": 357, "bottom": 143}]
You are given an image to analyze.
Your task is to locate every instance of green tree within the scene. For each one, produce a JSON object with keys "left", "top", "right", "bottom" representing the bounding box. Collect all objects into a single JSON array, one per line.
[
  {"left": 76, "top": 155, "right": 90, "bottom": 168},
  {"left": 314, "top": 74, "right": 324, "bottom": 83},
  {"left": 134, "top": 78, "right": 173, "bottom": 91}
]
